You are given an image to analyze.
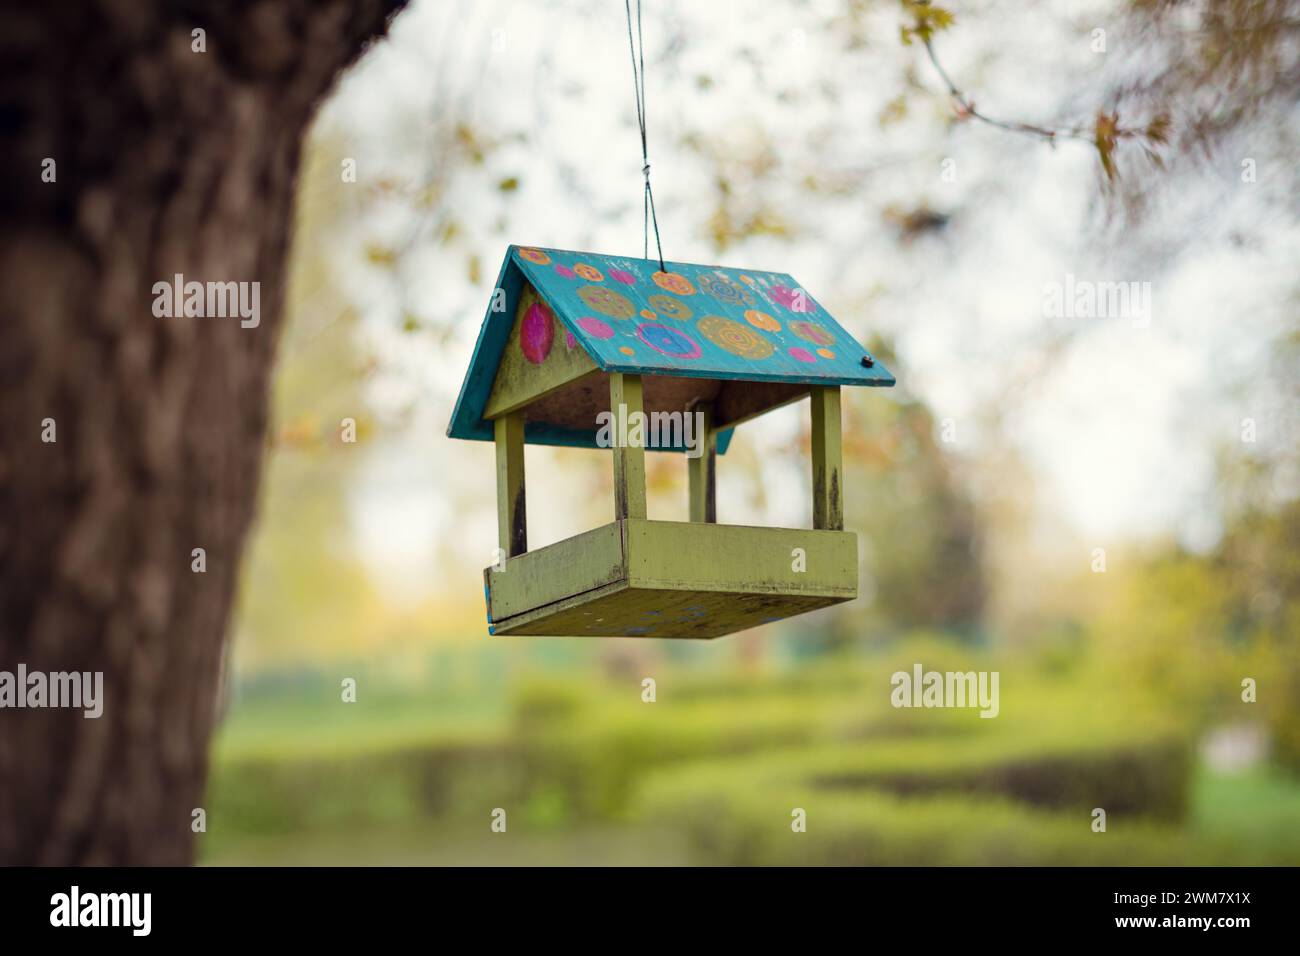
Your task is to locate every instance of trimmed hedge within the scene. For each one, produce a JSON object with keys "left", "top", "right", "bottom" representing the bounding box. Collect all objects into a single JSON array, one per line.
[
  {"left": 636, "top": 769, "right": 1197, "bottom": 866},
  {"left": 801, "top": 735, "right": 1192, "bottom": 821},
  {"left": 205, "top": 740, "right": 528, "bottom": 841}
]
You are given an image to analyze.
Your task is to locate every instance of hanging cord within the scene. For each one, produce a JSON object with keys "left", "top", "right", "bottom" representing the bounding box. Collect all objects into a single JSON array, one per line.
[{"left": 625, "top": 0, "right": 666, "bottom": 271}]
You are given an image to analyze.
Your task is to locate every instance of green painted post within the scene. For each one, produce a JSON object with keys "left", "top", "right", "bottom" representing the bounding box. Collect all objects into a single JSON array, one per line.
[
  {"left": 810, "top": 386, "right": 843, "bottom": 531},
  {"left": 495, "top": 410, "right": 527, "bottom": 557},
  {"left": 610, "top": 372, "right": 647, "bottom": 520},
  {"left": 688, "top": 401, "right": 716, "bottom": 523}
]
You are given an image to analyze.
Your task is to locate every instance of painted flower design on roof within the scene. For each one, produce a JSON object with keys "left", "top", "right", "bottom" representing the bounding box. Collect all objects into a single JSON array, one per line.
[
  {"left": 577, "top": 284, "right": 636, "bottom": 320},
  {"left": 647, "top": 293, "right": 693, "bottom": 321},
  {"left": 696, "top": 315, "right": 774, "bottom": 360},
  {"left": 518, "top": 247, "right": 551, "bottom": 265},
  {"left": 744, "top": 309, "right": 781, "bottom": 332},
  {"left": 789, "top": 320, "right": 835, "bottom": 346},
  {"left": 652, "top": 271, "right": 696, "bottom": 295},
  {"left": 770, "top": 284, "right": 817, "bottom": 313},
  {"left": 574, "top": 263, "right": 604, "bottom": 282},
  {"left": 577, "top": 316, "right": 615, "bottom": 340},
  {"left": 698, "top": 272, "right": 755, "bottom": 308},
  {"left": 636, "top": 322, "right": 701, "bottom": 359}
]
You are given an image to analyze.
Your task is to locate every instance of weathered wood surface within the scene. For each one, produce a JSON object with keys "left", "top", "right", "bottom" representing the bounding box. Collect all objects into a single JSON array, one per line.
[
  {"left": 494, "top": 410, "right": 527, "bottom": 557},
  {"left": 485, "top": 521, "right": 624, "bottom": 622},
  {"left": 483, "top": 281, "right": 597, "bottom": 419},
  {"left": 486, "top": 518, "right": 857, "bottom": 638},
  {"left": 810, "top": 386, "right": 844, "bottom": 531},
  {"left": 687, "top": 401, "right": 716, "bottom": 523},
  {"left": 609, "top": 372, "right": 647, "bottom": 520}
]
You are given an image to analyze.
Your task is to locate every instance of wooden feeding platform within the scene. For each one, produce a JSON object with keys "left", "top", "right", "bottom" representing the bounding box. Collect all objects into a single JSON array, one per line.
[{"left": 447, "top": 245, "right": 895, "bottom": 639}]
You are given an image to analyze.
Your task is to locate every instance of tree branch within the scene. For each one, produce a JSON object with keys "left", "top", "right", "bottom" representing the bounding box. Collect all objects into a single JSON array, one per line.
[{"left": 903, "top": 1, "right": 1170, "bottom": 179}]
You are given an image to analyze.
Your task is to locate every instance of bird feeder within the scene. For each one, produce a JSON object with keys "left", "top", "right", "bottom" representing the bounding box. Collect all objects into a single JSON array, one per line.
[{"left": 447, "top": 245, "right": 895, "bottom": 638}]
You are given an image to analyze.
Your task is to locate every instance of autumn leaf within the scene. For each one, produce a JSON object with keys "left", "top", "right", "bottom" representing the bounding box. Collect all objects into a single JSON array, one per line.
[
  {"left": 1094, "top": 111, "right": 1121, "bottom": 181},
  {"left": 901, "top": 1, "right": 956, "bottom": 43}
]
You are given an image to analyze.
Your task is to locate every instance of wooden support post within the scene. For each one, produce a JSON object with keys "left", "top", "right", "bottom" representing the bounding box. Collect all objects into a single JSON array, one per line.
[
  {"left": 609, "top": 372, "right": 647, "bottom": 520},
  {"left": 494, "top": 410, "right": 527, "bottom": 557},
  {"left": 810, "top": 386, "right": 843, "bottom": 531},
  {"left": 687, "top": 401, "right": 716, "bottom": 523}
]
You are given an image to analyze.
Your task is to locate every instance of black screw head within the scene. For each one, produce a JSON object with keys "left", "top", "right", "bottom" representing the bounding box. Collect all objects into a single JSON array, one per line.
[{"left": 861, "top": 355, "right": 875, "bottom": 368}]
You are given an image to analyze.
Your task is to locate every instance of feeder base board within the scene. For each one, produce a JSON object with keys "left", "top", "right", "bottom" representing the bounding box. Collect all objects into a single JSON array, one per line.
[{"left": 484, "top": 518, "right": 857, "bottom": 639}]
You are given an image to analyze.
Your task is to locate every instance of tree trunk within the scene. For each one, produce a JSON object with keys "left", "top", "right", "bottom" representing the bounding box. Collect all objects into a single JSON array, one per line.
[{"left": 0, "top": 0, "right": 407, "bottom": 865}]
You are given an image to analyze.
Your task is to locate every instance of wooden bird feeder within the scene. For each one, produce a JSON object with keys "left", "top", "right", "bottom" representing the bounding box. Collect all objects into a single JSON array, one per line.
[{"left": 447, "top": 245, "right": 895, "bottom": 639}]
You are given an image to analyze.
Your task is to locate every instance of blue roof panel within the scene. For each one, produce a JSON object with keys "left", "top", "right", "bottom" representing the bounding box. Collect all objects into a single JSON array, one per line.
[
  {"left": 447, "top": 245, "right": 894, "bottom": 449},
  {"left": 514, "top": 246, "right": 893, "bottom": 385}
]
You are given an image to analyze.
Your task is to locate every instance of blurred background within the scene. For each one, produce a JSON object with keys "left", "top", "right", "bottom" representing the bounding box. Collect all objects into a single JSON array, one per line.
[{"left": 202, "top": 0, "right": 1299, "bottom": 864}]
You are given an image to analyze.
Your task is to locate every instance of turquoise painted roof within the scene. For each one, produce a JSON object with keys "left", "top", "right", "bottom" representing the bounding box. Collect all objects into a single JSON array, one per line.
[{"left": 447, "top": 245, "right": 895, "bottom": 451}]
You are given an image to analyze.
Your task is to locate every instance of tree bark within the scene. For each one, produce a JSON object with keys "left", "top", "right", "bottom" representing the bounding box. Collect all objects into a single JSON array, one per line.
[{"left": 0, "top": 0, "right": 407, "bottom": 865}]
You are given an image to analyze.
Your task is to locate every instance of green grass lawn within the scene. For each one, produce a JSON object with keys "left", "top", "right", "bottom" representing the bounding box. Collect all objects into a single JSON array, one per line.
[
  {"left": 202, "top": 823, "right": 697, "bottom": 866},
  {"left": 214, "top": 687, "right": 511, "bottom": 762},
  {"left": 1189, "top": 765, "right": 1300, "bottom": 864}
]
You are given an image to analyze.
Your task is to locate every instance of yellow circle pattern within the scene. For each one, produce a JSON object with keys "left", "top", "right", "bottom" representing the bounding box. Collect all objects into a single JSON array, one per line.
[
  {"left": 648, "top": 294, "right": 693, "bottom": 321},
  {"left": 652, "top": 271, "right": 696, "bottom": 296},
  {"left": 577, "top": 284, "right": 636, "bottom": 320},
  {"left": 696, "top": 315, "right": 775, "bottom": 360}
]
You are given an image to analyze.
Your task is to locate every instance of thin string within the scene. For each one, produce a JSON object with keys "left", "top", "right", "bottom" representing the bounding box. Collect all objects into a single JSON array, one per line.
[{"left": 625, "top": 0, "right": 666, "bottom": 271}]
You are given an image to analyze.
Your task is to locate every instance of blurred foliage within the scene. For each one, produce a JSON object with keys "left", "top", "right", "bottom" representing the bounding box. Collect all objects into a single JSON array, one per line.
[
  {"left": 1087, "top": 498, "right": 1300, "bottom": 770},
  {"left": 841, "top": 368, "right": 987, "bottom": 641},
  {"left": 231, "top": 139, "right": 386, "bottom": 671}
]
